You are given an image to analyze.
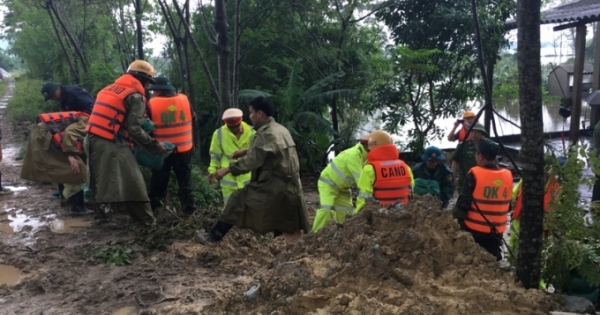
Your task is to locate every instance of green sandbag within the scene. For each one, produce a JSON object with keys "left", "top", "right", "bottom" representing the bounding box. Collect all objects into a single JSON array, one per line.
[
  {"left": 413, "top": 178, "right": 441, "bottom": 196},
  {"left": 133, "top": 141, "right": 175, "bottom": 170}
]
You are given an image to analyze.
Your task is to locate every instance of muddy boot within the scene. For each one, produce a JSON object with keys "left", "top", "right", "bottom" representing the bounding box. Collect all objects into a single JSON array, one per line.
[
  {"left": 69, "top": 191, "right": 92, "bottom": 216},
  {"left": 195, "top": 221, "right": 232, "bottom": 246}
]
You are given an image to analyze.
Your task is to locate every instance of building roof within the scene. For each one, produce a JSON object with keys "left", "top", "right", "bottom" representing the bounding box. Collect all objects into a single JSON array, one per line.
[
  {"left": 505, "top": 0, "right": 600, "bottom": 30},
  {"left": 554, "top": 63, "right": 595, "bottom": 73}
]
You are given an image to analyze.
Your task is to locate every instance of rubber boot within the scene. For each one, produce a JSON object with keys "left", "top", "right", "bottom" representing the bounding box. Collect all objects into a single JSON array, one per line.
[{"left": 69, "top": 191, "right": 91, "bottom": 215}]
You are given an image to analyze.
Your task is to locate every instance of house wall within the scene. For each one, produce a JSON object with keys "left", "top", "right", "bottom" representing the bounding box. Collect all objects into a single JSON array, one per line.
[{"left": 548, "top": 67, "right": 570, "bottom": 98}]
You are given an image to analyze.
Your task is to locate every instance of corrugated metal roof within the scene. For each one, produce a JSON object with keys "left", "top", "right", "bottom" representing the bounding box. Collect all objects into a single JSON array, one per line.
[
  {"left": 505, "top": 0, "right": 600, "bottom": 30},
  {"left": 556, "top": 62, "right": 595, "bottom": 73}
]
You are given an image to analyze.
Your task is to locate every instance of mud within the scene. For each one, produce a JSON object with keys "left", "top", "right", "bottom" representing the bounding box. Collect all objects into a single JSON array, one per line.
[
  {"left": 204, "top": 197, "right": 560, "bottom": 315},
  {"left": 0, "top": 77, "right": 560, "bottom": 314},
  {"left": 0, "top": 264, "right": 20, "bottom": 285}
]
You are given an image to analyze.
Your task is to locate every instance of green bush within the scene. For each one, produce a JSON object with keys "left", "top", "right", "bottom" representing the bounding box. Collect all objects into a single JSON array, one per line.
[
  {"left": 7, "top": 76, "right": 58, "bottom": 122},
  {"left": 0, "top": 79, "right": 9, "bottom": 98}
]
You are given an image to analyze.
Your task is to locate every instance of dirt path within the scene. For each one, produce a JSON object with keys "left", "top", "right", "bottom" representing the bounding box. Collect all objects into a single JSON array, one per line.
[{"left": 0, "top": 81, "right": 320, "bottom": 315}]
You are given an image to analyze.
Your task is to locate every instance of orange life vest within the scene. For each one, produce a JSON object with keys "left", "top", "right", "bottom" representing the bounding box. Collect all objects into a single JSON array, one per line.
[
  {"left": 147, "top": 94, "right": 193, "bottom": 153},
  {"left": 86, "top": 74, "right": 146, "bottom": 141},
  {"left": 37, "top": 111, "right": 89, "bottom": 152},
  {"left": 512, "top": 176, "right": 561, "bottom": 220},
  {"left": 465, "top": 166, "right": 513, "bottom": 234},
  {"left": 367, "top": 144, "right": 412, "bottom": 206},
  {"left": 458, "top": 128, "right": 467, "bottom": 142}
]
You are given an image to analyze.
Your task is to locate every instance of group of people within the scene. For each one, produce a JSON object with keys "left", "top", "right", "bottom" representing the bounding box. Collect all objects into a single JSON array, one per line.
[{"left": 0, "top": 59, "right": 563, "bottom": 256}]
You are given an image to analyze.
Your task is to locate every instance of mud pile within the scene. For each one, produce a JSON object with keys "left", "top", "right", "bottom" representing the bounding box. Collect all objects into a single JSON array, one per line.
[{"left": 207, "top": 196, "right": 559, "bottom": 315}]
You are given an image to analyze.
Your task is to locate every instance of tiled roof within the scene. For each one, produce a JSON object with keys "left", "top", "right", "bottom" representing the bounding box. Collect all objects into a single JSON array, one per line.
[
  {"left": 555, "top": 62, "right": 595, "bottom": 73},
  {"left": 505, "top": 0, "right": 600, "bottom": 30}
]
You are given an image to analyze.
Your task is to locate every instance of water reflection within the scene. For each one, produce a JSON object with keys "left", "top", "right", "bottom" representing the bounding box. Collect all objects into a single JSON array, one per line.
[{"left": 420, "top": 99, "right": 593, "bottom": 149}]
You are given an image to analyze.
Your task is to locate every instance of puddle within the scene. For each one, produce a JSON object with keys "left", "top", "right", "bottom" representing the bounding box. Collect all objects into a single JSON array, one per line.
[
  {"left": 0, "top": 265, "right": 20, "bottom": 285},
  {"left": 49, "top": 217, "right": 92, "bottom": 234},
  {"left": 0, "top": 213, "right": 92, "bottom": 234},
  {"left": 112, "top": 306, "right": 137, "bottom": 315},
  {"left": 3, "top": 186, "right": 28, "bottom": 192}
]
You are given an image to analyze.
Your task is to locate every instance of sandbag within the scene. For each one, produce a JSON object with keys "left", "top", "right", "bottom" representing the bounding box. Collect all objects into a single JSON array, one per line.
[{"left": 132, "top": 141, "right": 175, "bottom": 170}]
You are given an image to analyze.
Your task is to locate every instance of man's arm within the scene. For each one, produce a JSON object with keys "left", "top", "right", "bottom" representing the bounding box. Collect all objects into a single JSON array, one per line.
[
  {"left": 208, "top": 129, "right": 222, "bottom": 174},
  {"left": 452, "top": 172, "right": 475, "bottom": 224},
  {"left": 124, "top": 93, "right": 161, "bottom": 153},
  {"left": 229, "top": 133, "right": 268, "bottom": 176},
  {"left": 355, "top": 165, "right": 375, "bottom": 213}
]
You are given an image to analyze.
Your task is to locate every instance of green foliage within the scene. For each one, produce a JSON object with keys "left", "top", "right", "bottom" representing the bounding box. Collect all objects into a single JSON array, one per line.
[
  {"left": 375, "top": 0, "right": 515, "bottom": 153},
  {"left": 0, "top": 79, "right": 9, "bottom": 99},
  {"left": 164, "top": 164, "right": 221, "bottom": 210},
  {"left": 239, "top": 60, "right": 356, "bottom": 171},
  {"left": 370, "top": 46, "right": 477, "bottom": 154},
  {"left": 92, "top": 240, "right": 135, "bottom": 266},
  {"left": 542, "top": 145, "right": 600, "bottom": 290},
  {"left": 7, "top": 76, "right": 56, "bottom": 122}
]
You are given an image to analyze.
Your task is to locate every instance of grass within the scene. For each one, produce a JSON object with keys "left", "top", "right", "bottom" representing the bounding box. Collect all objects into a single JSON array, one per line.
[
  {"left": 92, "top": 240, "right": 135, "bottom": 266},
  {"left": 7, "top": 76, "right": 59, "bottom": 122}
]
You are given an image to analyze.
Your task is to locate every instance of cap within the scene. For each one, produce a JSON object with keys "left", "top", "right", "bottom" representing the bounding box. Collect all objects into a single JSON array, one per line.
[
  {"left": 476, "top": 138, "right": 499, "bottom": 158},
  {"left": 222, "top": 108, "right": 243, "bottom": 120},
  {"left": 421, "top": 146, "right": 445, "bottom": 162},
  {"left": 41, "top": 82, "right": 60, "bottom": 101},
  {"left": 471, "top": 123, "right": 487, "bottom": 135},
  {"left": 148, "top": 75, "right": 175, "bottom": 91},
  {"left": 463, "top": 110, "right": 475, "bottom": 118}
]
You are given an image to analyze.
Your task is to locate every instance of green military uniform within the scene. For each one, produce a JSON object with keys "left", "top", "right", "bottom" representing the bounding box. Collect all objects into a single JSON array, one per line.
[
  {"left": 86, "top": 93, "right": 162, "bottom": 223},
  {"left": 451, "top": 139, "right": 478, "bottom": 190},
  {"left": 411, "top": 162, "right": 454, "bottom": 208},
  {"left": 220, "top": 117, "right": 310, "bottom": 234}
]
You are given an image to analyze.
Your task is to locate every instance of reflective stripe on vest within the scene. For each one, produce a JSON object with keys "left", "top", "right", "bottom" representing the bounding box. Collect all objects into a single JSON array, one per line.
[
  {"left": 148, "top": 93, "right": 193, "bottom": 153},
  {"left": 371, "top": 160, "right": 411, "bottom": 206},
  {"left": 512, "top": 178, "right": 561, "bottom": 220},
  {"left": 86, "top": 74, "right": 146, "bottom": 141},
  {"left": 465, "top": 166, "right": 513, "bottom": 234}
]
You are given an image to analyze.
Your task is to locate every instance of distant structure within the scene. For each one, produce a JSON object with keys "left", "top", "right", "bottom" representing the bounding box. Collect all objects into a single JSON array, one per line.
[
  {"left": 0, "top": 68, "right": 10, "bottom": 80},
  {"left": 548, "top": 63, "right": 594, "bottom": 99}
]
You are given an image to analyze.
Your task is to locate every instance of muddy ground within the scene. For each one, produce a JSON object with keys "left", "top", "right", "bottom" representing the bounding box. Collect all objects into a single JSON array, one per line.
[{"left": 0, "top": 80, "right": 560, "bottom": 315}]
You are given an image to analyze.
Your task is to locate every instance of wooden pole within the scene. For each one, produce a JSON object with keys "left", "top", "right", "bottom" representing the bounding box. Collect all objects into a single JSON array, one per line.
[
  {"left": 591, "top": 23, "right": 600, "bottom": 128},
  {"left": 569, "top": 25, "right": 587, "bottom": 144}
]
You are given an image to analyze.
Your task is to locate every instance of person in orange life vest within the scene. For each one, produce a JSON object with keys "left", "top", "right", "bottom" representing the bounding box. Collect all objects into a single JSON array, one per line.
[
  {"left": 146, "top": 76, "right": 196, "bottom": 215},
  {"left": 452, "top": 138, "right": 512, "bottom": 261},
  {"left": 355, "top": 130, "right": 414, "bottom": 213},
  {"left": 508, "top": 168, "right": 562, "bottom": 256},
  {"left": 85, "top": 60, "right": 167, "bottom": 224},
  {"left": 447, "top": 110, "right": 476, "bottom": 143},
  {"left": 33, "top": 111, "right": 91, "bottom": 214}
]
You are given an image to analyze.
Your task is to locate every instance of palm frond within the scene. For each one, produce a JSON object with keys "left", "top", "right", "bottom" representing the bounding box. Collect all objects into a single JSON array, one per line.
[
  {"left": 286, "top": 60, "right": 305, "bottom": 109},
  {"left": 238, "top": 89, "right": 272, "bottom": 102},
  {"left": 303, "top": 89, "right": 357, "bottom": 108},
  {"left": 302, "top": 71, "right": 346, "bottom": 98},
  {"left": 293, "top": 111, "right": 334, "bottom": 134}
]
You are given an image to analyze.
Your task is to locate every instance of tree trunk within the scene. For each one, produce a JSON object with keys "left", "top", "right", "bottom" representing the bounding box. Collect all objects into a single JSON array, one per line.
[
  {"left": 232, "top": 0, "right": 241, "bottom": 109},
  {"left": 215, "top": 0, "right": 231, "bottom": 112},
  {"left": 48, "top": 0, "right": 88, "bottom": 73},
  {"left": 516, "top": 0, "right": 545, "bottom": 289},
  {"left": 135, "top": 0, "right": 144, "bottom": 60},
  {"left": 46, "top": 5, "right": 79, "bottom": 83}
]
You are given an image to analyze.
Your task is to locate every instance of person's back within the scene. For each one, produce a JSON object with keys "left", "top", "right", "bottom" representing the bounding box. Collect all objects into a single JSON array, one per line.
[{"left": 258, "top": 119, "right": 299, "bottom": 178}]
